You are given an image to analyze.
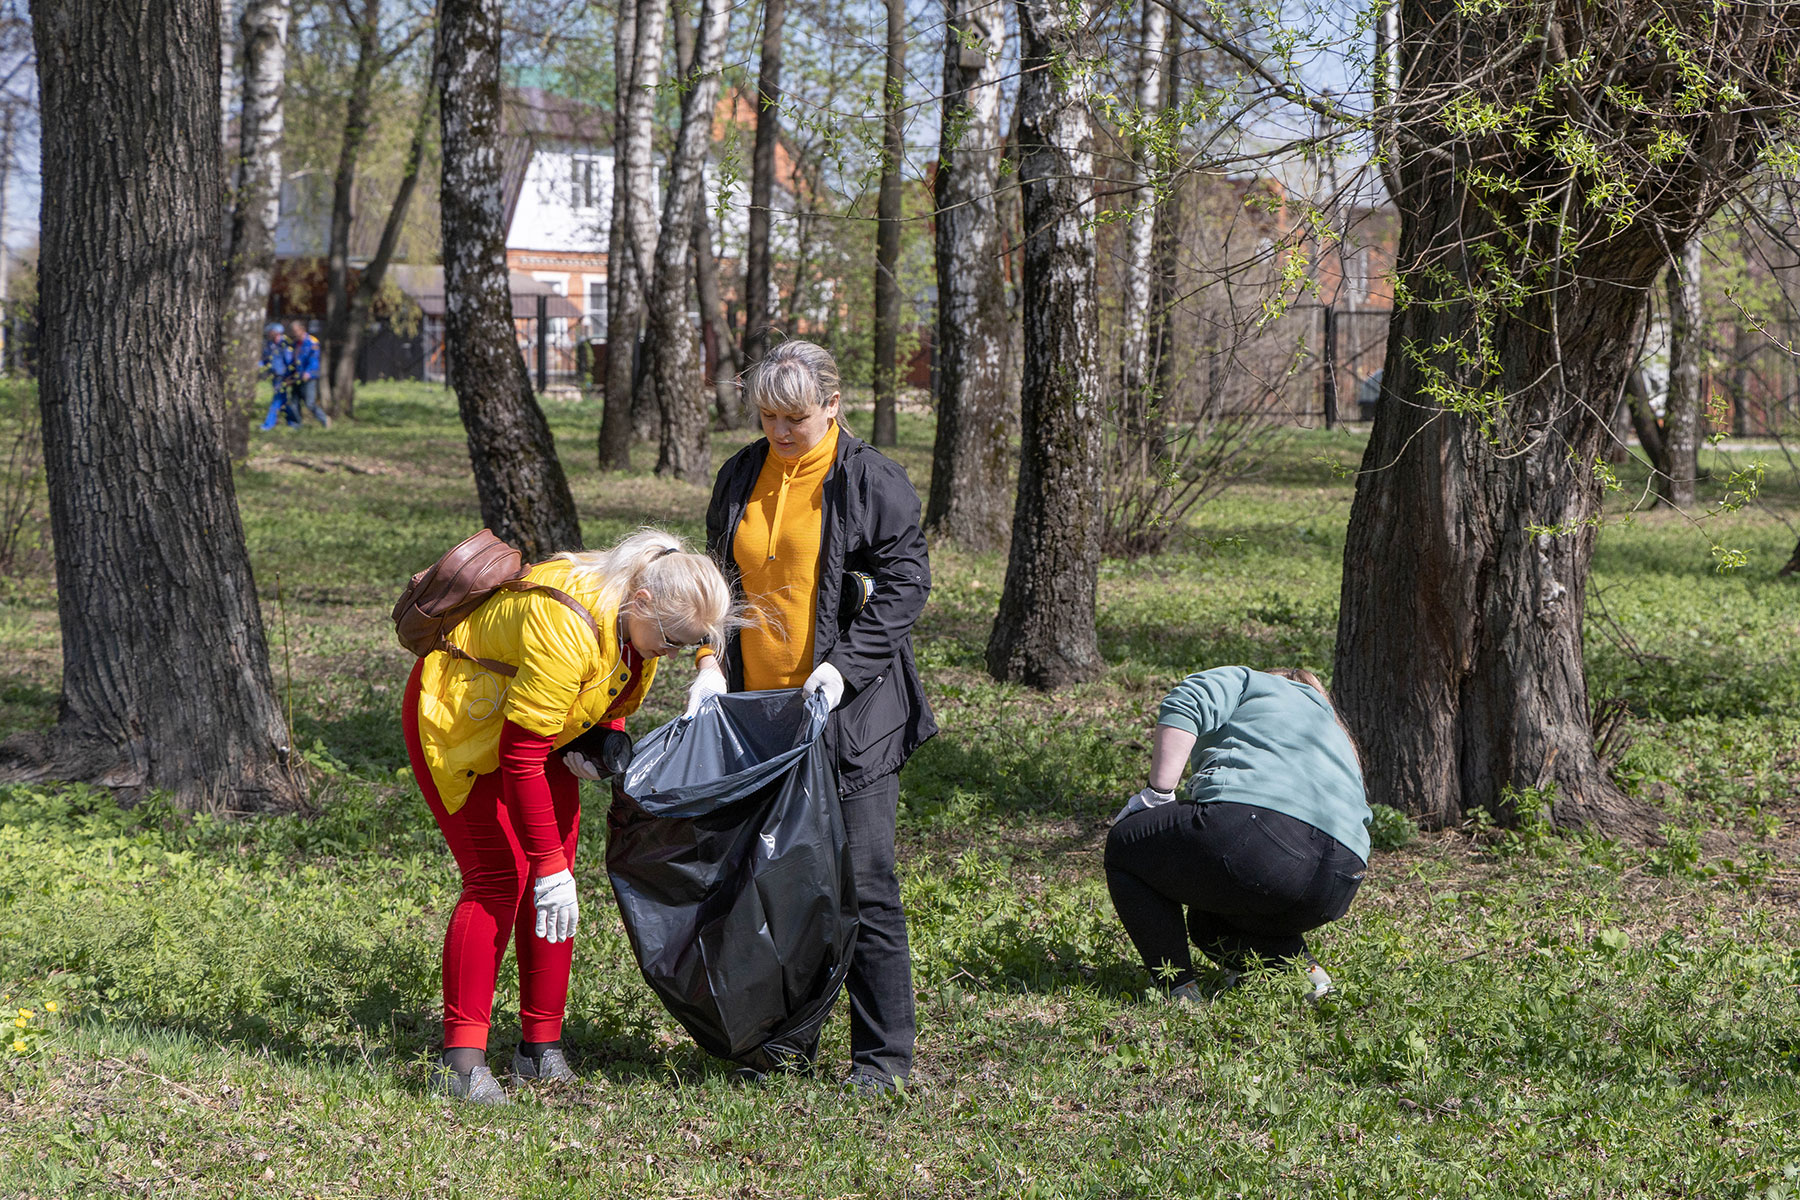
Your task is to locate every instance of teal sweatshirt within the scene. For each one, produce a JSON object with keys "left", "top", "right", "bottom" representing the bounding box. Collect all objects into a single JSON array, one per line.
[{"left": 1157, "top": 666, "right": 1372, "bottom": 862}]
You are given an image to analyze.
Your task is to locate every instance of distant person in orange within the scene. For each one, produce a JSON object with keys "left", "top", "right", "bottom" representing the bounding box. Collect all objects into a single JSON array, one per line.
[
  {"left": 694, "top": 340, "right": 936, "bottom": 1095},
  {"left": 285, "top": 319, "right": 332, "bottom": 428}
]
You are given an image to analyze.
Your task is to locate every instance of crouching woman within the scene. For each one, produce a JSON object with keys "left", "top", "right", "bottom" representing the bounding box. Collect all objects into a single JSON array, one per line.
[
  {"left": 402, "top": 529, "right": 732, "bottom": 1102},
  {"left": 1105, "top": 667, "right": 1372, "bottom": 1002}
]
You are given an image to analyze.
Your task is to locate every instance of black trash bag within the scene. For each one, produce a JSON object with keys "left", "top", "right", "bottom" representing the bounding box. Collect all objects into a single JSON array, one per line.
[{"left": 605, "top": 688, "right": 858, "bottom": 1073}]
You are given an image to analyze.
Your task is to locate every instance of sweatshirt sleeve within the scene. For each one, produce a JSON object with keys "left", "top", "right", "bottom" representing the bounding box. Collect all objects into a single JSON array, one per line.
[
  {"left": 497, "top": 720, "right": 569, "bottom": 876},
  {"left": 1156, "top": 666, "right": 1252, "bottom": 739}
]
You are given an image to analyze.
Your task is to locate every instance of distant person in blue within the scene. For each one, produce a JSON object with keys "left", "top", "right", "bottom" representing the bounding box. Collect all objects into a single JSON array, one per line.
[
  {"left": 286, "top": 319, "right": 332, "bottom": 428},
  {"left": 1105, "top": 667, "right": 1372, "bottom": 1003},
  {"left": 258, "top": 323, "right": 299, "bottom": 430}
]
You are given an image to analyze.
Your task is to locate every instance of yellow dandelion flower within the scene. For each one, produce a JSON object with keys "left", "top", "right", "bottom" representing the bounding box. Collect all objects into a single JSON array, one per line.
[
  {"left": 17, "top": 1009, "right": 33, "bottom": 1020},
  {"left": 11, "top": 1018, "right": 24, "bottom": 1029},
  {"left": 44, "top": 1002, "right": 58, "bottom": 1013},
  {"left": 10, "top": 1039, "right": 23, "bottom": 1053}
]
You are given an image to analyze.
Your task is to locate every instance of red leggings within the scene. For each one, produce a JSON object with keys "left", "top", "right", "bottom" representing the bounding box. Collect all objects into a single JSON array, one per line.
[{"left": 403, "top": 661, "right": 580, "bottom": 1050}]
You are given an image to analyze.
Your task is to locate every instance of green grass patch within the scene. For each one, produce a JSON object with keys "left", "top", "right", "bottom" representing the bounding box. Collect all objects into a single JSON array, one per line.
[{"left": 1, "top": 383, "right": 1798, "bottom": 1196}]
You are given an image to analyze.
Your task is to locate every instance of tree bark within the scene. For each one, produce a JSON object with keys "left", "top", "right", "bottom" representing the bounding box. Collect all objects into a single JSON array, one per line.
[
  {"left": 1660, "top": 238, "right": 1704, "bottom": 508},
  {"left": 1331, "top": 1, "right": 1796, "bottom": 837},
  {"left": 741, "top": 0, "right": 786, "bottom": 391},
  {"left": 321, "top": 0, "right": 386, "bottom": 421},
  {"left": 1116, "top": 0, "right": 1168, "bottom": 427},
  {"left": 642, "top": 0, "right": 730, "bottom": 485},
  {"left": 692, "top": 204, "right": 743, "bottom": 427},
  {"left": 13, "top": 0, "right": 297, "bottom": 809},
  {"left": 599, "top": 0, "right": 669, "bottom": 470},
  {"left": 437, "top": 0, "right": 583, "bottom": 555},
  {"left": 220, "top": 0, "right": 290, "bottom": 460},
  {"left": 333, "top": 75, "right": 435, "bottom": 417},
  {"left": 925, "top": 0, "right": 1012, "bottom": 549},
  {"left": 985, "top": 0, "right": 1102, "bottom": 690},
  {"left": 870, "top": 0, "right": 905, "bottom": 447}
]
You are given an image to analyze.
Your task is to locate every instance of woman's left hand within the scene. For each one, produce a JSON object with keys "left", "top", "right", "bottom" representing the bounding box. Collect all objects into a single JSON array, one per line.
[{"left": 802, "top": 662, "right": 846, "bottom": 710}]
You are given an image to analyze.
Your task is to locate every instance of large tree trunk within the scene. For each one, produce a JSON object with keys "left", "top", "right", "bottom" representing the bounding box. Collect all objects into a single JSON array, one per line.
[
  {"left": 925, "top": 0, "right": 1011, "bottom": 549},
  {"left": 437, "top": 0, "right": 583, "bottom": 555},
  {"left": 220, "top": 0, "right": 290, "bottom": 461},
  {"left": 13, "top": 0, "right": 296, "bottom": 809},
  {"left": 599, "top": 0, "right": 668, "bottom": 470},
  {"left": 985, "top": 0, "right": 1101, "bottom": 690},
  {"left": 741, "top": 0, "right": 785, "bottom": 389},
  {"left": 1331, "top": 0, "right": 1796, "bottom": 837},
  {"left": 333, "top": 74, "right": 436, "bottom": 418},
  {"left": 870, "top": 0, "right": 905, "bottom": 448},
  {"left": 643, "top": 0, "right": 730, "bottom": 485},
  {"left": 1660, "top": 239, "right": 1704, "bottom": 508},
  {"left": 693, "top": 204, "right": 743, "bottom": 427},
  {"left": 321, "top": 0, "right": 384, "bottom": 421}
]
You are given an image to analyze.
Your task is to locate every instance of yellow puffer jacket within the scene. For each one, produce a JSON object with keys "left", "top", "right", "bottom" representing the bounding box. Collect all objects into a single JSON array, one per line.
[{"left": 414, "top": 558, "right": 657, "bottom": 814}]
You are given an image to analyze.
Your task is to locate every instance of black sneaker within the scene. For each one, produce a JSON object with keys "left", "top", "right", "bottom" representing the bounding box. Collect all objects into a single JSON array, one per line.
[{"left": 844, "top": 1069, "right": 901, "bottom": 1098}]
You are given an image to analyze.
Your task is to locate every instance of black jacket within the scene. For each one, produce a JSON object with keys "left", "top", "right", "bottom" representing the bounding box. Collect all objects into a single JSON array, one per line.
[{"left": 706, "top": 427, "right": 937, "bottom": 790}]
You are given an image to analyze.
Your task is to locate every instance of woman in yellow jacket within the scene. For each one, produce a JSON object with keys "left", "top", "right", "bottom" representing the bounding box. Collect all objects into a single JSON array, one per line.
[{"left": 403, "top": 528, "right": 733, "bottom": 1104}]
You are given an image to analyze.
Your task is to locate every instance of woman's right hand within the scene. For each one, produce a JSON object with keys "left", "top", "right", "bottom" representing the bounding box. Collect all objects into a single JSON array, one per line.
[{"left": 685, "top": 659, "right": 728, "bottom": 718}]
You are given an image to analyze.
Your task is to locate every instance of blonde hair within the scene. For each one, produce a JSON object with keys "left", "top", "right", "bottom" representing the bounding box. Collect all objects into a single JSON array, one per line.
[
  {"left": 1266, "top": 667, "right": 1362, "bottom": 771},
  {"left": 557, "top": 528, "right": 742, "bottom": 651},
  {"left": 748, "top": 339, "right": 841, "bottom": 419}
]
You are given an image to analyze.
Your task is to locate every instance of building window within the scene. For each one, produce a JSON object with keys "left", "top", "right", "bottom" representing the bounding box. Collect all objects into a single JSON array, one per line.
[{"left": 572, "top": 155, "right": 601, "bottom": 212}]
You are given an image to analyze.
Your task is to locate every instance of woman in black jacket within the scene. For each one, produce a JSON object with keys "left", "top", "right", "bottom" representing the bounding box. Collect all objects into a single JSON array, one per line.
[{"left": 690, "top": 339, "right": 935, "bottom": 1094}]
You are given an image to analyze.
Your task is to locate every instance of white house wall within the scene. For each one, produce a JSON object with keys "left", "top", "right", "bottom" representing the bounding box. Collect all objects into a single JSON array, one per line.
[{"left": 508, "top": 144, "right": 614, "bottom": 253}]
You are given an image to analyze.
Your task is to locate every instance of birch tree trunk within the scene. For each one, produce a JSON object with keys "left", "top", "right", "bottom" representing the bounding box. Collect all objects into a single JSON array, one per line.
[
  {"left": 741, "top": 0, "right": 786, "bottom": 389},
  {"left": 599, "top": 0, "right": 669, "bottom": 470},
  {"left": 925, "top": 0, "right": 1011, "bottom": 549},
  {"left": 437, "top": 0, "right": 584, "bottom": 555},
  {"left": 1116, "top": 0, "right": 1168, "bottom": 459},
  {"left": 643, "top": 0, "right": 730, "bottom": 485},
  {"left": 220, "top": 0, "right": 290, "bottom": 459},
  {"left": 870, "top": 0, "right": 905, "bottom": 448},
  {"left": 985, "top": 0, "right": 1102, "bottom": 690},
  {"left": 1660, "top": 239, "right": 1704, "bottom": 508},
  {"left": 11, "top": 0, "right": 297, "bottom": 809},
  {"left": 321, "top": 0, "right": 384, "bottom": 421}
]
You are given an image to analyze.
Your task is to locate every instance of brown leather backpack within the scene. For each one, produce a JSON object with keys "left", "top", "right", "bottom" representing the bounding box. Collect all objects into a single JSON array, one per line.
[{"left": 391, "top": 529, "right": 599, "bottom": 677}]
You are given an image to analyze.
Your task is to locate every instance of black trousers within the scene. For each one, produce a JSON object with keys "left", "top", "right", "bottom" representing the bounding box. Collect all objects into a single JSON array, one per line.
[
  {"left": 1104, "top": 800, "right": 1364, "bottom": 985},
  {"left": 839, "top": 772, "right": 915, "bottom": 1080}
]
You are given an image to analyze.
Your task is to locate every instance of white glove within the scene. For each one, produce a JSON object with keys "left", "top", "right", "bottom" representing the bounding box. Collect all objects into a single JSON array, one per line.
[
  {"left": 533, "top": 870, "right": 579, "bottom": 943},
  {"left": 1111, "top": 785, "right": 1176, "bottom": 826},
  {"left": 685, "top": 659, "right": 728, "bottom": 718},
  {"left": 802, "top": 662, "right": 846, "bottom": 710},
  {"left": 562, "top": 751, "right": 603, "bottom": 781}
]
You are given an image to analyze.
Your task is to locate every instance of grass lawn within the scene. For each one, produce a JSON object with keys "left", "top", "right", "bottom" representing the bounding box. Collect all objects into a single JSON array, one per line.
[{"left": 1, "top": 380, "right": 1798, "bottom": 1198}]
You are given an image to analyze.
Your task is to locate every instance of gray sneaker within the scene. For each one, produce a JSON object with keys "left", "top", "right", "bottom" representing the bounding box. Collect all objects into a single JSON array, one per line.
[
  {"left": 510, "top": 1045, "right": 577, "bottom": 1086},
  {"left": 432, "top": 1061, "right": 509, "bottom": 1106}
]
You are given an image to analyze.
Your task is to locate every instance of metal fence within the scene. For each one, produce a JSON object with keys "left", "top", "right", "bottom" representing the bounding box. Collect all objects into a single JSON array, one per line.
[{"left": 1236, "top": 305, "right": 1800, "bottom": 436}]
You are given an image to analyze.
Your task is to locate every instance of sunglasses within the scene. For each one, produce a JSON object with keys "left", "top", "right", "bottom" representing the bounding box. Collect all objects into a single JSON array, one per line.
[{"left": 653, "top": 612, "right": 704, "bottom": 654}]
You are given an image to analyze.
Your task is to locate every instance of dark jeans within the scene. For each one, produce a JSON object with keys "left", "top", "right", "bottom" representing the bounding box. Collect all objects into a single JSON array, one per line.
[
  {"left": 1104, "top": 801, "right": 1365, "bottom": 985},
  {"left": 294, "top": 378, "right": 331, "bottom": 426},
  {"left": 839, "top": 772, "right": 915, "bottom": 1081}
]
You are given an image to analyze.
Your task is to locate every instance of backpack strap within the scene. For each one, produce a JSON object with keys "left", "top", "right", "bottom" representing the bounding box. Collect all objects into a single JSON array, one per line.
[{"left": 436, "top": 579, "right": 605, "bottom": 678}]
